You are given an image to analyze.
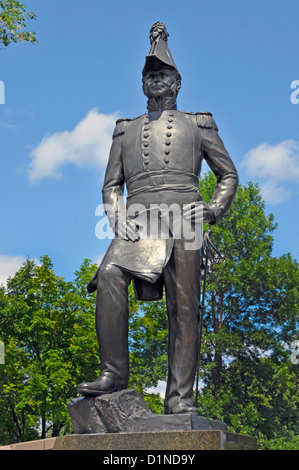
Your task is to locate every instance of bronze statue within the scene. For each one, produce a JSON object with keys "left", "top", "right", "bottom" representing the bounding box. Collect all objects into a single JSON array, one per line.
[{"left": 77, "top": 22, "right": 238, "bottom": 415}]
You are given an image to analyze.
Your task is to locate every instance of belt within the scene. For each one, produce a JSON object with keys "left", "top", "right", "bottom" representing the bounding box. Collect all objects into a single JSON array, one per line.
[{"left": 126, "top": 170, "right": 199, "bottom": 197}]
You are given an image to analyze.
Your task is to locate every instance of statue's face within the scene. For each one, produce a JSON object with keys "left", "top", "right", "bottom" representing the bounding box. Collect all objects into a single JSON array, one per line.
[{"left": 143, "top": 66, "right": 179, "bottom": 99}]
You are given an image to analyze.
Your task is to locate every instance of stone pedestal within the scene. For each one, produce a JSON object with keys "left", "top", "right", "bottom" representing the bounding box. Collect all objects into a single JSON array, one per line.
[
  {"left": 59, "top": 389, "right": 257, "bottom": 450},
  {"left": 67, "top": 389, "right": 227, "bottom": 434},
  {"left": 53, "top": 430, "right": 257, "bottom": 450}
]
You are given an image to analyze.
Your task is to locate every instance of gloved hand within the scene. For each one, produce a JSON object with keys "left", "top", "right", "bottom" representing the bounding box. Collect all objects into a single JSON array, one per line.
[
  {"left": 183, "top": 201, "right": 215, "bottom": 224},
  {"left": 115, "top": 217, "right": 140, "bottom": 242}
]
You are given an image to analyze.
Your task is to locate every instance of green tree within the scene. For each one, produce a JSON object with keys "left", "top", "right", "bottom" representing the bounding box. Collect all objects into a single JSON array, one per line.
[
  {"left": 0, "top": 256, "right": 99, "bottom": 444},
  {"left": 0, "top": 0, "right": 37, "bottom": 46},
  {"left": 197, "top": 173, "right": 299, "bottom": 447}
]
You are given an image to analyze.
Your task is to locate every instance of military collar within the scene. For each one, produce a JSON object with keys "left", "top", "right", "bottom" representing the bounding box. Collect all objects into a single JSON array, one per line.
[{"left": 147, "top": 97, "right": 177, "bottom": 112}]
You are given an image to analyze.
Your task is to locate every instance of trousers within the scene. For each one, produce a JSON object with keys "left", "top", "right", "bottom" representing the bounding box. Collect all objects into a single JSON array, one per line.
[{"left": 95, "top": 238, "right": 201, "bottom": 413}]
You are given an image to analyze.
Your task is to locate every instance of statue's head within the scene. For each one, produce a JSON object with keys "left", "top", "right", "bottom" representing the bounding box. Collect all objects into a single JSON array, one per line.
[
  {"left": 142, "top": 22, "right": 181, "bottom": 100},
  {"left": 142, "top": 64, "right": 181, "bottom": 99}
]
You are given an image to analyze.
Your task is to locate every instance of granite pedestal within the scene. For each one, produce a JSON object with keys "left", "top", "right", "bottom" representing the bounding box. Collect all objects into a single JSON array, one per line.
[
  {"left": 53, "top": 429, "right": 257, "bottom": 450},
  {"left": 54, "top": 389, "right": 257, "bottom": 450}
]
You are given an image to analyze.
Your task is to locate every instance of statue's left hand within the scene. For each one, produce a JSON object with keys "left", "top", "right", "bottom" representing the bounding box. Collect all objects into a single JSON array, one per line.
[{"left": 183, "top": 201, "right": 215, "bottom": 224}]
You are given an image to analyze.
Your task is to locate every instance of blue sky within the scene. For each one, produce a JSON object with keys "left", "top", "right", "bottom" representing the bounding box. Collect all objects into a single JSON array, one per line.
[{"left": 0, "top": 0, "right": 298, "bottom": 284}]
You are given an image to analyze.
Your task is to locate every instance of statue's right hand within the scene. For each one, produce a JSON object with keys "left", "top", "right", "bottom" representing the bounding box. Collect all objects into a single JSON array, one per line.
[{"left": 116, "top": 219, "right": 140, "bottom": 242}]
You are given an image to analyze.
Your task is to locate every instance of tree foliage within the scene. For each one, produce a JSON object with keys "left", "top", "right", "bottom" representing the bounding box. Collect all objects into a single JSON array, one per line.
[
  {"left": 0, "top": 0, "right": 37, "bottom": 46},
  {"left": 0, "top": 175, "right": 298, "bottom": 449},
  {"left": 0, "top": 256, "right": 99, "bottom": 443},
  {"left": 199, "top": 175, "right": 299, "bottom": 448}
]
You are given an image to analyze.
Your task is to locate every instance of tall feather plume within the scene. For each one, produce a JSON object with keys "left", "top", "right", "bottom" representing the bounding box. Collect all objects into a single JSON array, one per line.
[{"left": 149, "top": 22, "right": 169, "bottom": 44}]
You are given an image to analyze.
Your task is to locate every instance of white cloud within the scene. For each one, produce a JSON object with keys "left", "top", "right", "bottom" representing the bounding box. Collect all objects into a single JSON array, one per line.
[
  {"left": 0, "top": 255, "right": 26, "bottom": 286},
  {"left": 259, "top": 181, "right": 292, "bottom": 205},
  {"left": 0, "top": 255, "right": 33, "bottom": 286},
  {"left": 241, "top": 140, "right": 299, "bottom": 204},
  {"left": 0, "top": 255, "right": 42, "bottom": 287},
  {"left": 28, "top": 108, "right": 119, "bottom": 182}
]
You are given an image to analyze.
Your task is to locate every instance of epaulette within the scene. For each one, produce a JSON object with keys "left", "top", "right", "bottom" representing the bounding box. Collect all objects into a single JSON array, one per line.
[
  {"left": 113, "top": 118, "right": 131, "bottom": 139},
  {"left": 113, "top": 115, "right": 146, "bottom": 139},
  {"left": 196, "top": 112, "right": 218, "bottom": 131}
]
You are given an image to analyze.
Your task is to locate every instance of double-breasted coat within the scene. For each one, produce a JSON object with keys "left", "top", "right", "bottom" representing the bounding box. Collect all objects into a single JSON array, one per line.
[{"left": 88, "top": 108, "right": 238, "bottom": 301}]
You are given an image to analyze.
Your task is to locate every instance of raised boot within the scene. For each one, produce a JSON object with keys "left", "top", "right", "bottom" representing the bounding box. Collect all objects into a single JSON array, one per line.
[{"left": 76, "top": 372, "right": 127, "bottom": 397}]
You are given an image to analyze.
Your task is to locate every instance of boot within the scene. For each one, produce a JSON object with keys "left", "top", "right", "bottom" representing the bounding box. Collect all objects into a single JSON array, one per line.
[
  {"left": 166, "top": 401, "right": 199, "bottom": 415},
  {"left": 77, "top": 372, "right": 127, "bottom": 397}
]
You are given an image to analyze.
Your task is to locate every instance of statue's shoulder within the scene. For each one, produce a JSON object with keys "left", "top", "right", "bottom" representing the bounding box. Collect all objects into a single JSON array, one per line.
[
  {"left": 113, "top": 118, "right": 131, "bottom": 139},
  {"left": 180, "top": 110, "right": 218, "bottom": 131},
  {"left": 195, "top": 111, "right": 218, "bottom": 131},
  {"left": 113, "top": 115, "right": 145, "bottom": 139}
]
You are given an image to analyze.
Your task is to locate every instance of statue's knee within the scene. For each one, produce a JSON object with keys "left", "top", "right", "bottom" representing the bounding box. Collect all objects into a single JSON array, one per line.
[{"left": 97, "top": 264, "right": 122, "bottom": 288}]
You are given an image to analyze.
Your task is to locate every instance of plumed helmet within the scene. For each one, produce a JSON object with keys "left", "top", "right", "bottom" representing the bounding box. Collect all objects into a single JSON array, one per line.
[{"left": 142, "top": 22, "right": 179, "bottom": 75}]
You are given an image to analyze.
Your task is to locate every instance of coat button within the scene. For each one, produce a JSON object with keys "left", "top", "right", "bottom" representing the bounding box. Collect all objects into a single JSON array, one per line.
[
  {"left": 164, "top": 158, "right": 169, "bottom": 164},
  {"left": 166, "top": 132, "right": 172, "bottom": 137},
  {"left": 144, "top": 133, "right": 149, "bottom": 138},
  {"left": 144, "top": 160, "right": 149, "bottom": 165},
  {"left": 143, "top": 142, "right": 149, "bottom": 147},
  {"left": 165, "top": 150, "right": 170, "bottom": 155},
  {"left": 165, "top": 141, "right": 171, "bottom": 146}
]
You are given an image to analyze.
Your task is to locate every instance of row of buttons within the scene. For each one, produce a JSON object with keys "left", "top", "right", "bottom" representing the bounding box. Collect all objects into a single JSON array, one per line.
[
  {"left": 143, "top": 116, "right": 150, "bottom": 168},
  {"left": 143, "top": 117, "right": 150, "bottom": 167},
  {"left": 142, "top": 113, "right": 174, "bottom": 170}
]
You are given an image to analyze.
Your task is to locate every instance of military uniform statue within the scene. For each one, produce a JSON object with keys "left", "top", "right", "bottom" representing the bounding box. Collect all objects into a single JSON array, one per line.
[{"left": 77, "top": 22, "right": 238, "bottom": 415}]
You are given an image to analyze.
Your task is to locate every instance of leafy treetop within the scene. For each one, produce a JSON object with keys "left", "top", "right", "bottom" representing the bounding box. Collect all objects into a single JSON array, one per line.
[{"left": 0, "top": 0, "right": 37, "bottom": 46}]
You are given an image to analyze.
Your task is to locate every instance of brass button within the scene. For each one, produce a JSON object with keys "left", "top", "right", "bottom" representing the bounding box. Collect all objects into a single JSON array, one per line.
[
  {"left": 165, "top": 150, "right": 170, "bottom": 155},
  {"left": 166, "top": 132, "right": 172, "bottom": 137},
  {"left": 165, "top": 141, "right": 171, "bottom": 146},
  {"left": 164, "top": 159, "right": 169, "bottom": 164},
  {"left": 167, "top": 125, "right": 172, "bottom": 129},
  {"left": 144, "top": 133, "right": 149, "bottom": 138},
  {"left": 143, "top": 142, "right": 149, "bottom": 147},
  {"left": 143, "top": 152, "right": 149, "bottom": 157}
]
